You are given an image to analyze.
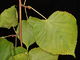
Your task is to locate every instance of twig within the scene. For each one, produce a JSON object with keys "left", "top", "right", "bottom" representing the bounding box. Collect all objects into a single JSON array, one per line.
[
  {"left": 13, "top": 27, "right": 17, "bottom": 47},
  {"left": 19, "top": 0, "right": 23, "bottom": 47},
  {"left": 0, "top": 35, "right": 16, "bottom": 38},
  {"left": 24, "top": 0, "right": 28, "bottom": 19},
  {"left": 15, "top": 36, "right": 17, "bottom": 47},
  {"left": 21, "top": 5, "right": 32, "bottom": 9},
  {"left": 21, "top": 5, "right": 47, "bottom": 20},
  {"left": 31, "top": 7, "right": 47, "bottom": 20}
]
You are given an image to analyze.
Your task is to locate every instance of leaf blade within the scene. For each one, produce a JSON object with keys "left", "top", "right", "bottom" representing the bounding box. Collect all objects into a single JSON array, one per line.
[
  {"left": 17, "top": 20, "right": 35, "bottom": 49},
  {"left": 29, "top": 48, "right": 58, "bottom": 60},
  {"left": 0, "top": 5, "right": 18, "bottom": 29},
  {"left": 28, "top": 11, "right": 77, "bottom": 57},
  {"left": 0, "top": 38, "right": 14, "bottom": 60}
]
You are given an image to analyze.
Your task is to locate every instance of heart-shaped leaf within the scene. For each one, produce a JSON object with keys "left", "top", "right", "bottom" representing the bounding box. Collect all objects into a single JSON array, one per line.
[
  {"left": 27, "top": 11, "right": 77, "bottom": 57},
  {"left": 17, "top": 20, "right": 35, "bottom": 49},
  {"left": 0, "top": 5, "right": 18, "bottom": 29},
  {"left": 0, "top": 38, "right": 14, "bottom": 60},
  {"left": 29, "top": 48, "right": 58, "bottom": 60},
  {"left": 9, "top": 48, "right": 58, "bottom": 60}
]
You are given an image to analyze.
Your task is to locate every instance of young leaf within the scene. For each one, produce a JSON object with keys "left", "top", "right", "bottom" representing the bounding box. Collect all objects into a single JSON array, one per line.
[
  {"left": 27, "top": 11, "right": 77, "bottom": 57},
  {"left": 0, "top": 38, "right": 14, "bottom": 60},
  {"left": 0, "top": 5, "right": 18, "bottom": 29},
  {"left": 17, "top": 20, "right": 35, "bottom": 49},
  {"left": 9, "top": 47, "right": 28, "bottom": 60},
  {"left": 9, "top": 53, "right": 28, "bottom": 60},
  {"left": 14, "top": 47, "right": 27, "bottom": 55},
  {"left": 29, "top": 48, "right": 58, "bottom": 60}
]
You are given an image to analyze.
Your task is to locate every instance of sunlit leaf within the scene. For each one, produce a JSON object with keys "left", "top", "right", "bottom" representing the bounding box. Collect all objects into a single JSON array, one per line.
[
  {"left": 0, "top": 38, "right": 14, "bottom": 60},
  {"left": 29, "top": 48, "right": 58, "bottom": 60},
  {"left": 9, "top": 48, "right": 58, "bottom": 60},
  {"left": 0, "top": 5, "right": 18, "bottom": 29},
  {"left": 17, "top": 20, "right": 35, "bottom": 49},
  {"left": 27, "top": 11, "right": 77, "bottom": 57}
]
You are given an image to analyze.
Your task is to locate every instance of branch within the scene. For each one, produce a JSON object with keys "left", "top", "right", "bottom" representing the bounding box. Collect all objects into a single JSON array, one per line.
[
  {"left": 19, "top": 0, "right": 23, "bottom": 47},
  {"left": 21, "top": 5, "right": 47, "bottom": 20},
  {"left": 13, "top": 27, "right": 17, "bottom": 47},
  {"left": 21, "top": 5, "right": 32, "bottom": 9},
  {"left": 0, "top": 35, "right": 16, "bottom": 38},
  {"left": 24, "top": 0, "right": 28, "bottom": 19}
]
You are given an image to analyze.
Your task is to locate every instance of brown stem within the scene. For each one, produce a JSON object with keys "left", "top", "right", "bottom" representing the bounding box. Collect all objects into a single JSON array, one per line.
[
  {"left": 21, "top": 5, "right": 47, "bottom": 19},
  {"left": 24, "top": 0, "right": 28, "bottom": 19},
  {"left": 21, "top": 5, "right": 32, "bottom": 9},
  {"left": 19, "top": 0, "right": 23, "bottom": 47},
  {"left": 13, "top": 27, "right": 17, "bottom": 47},
  {"left": 0, "top": 35, "right": 16, "bottom": 38}
]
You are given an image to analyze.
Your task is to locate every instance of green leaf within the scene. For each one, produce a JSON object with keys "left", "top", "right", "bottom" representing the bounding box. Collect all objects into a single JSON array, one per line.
[
  {"left": 9, "top": 53, "right": 28, "bottom": 60},
  {"left": 27, "top": 11, "right": 77, "bottom": 57},
  {"left": 9, "top": 48, "right": 58, "bottom": 60},
  {"left": 15, "top": 47, "right": 27, "bottom": 55},
  {"left": 17, "top": 20, "right": 35, "bottom": 49},
  {"left": 9, "top": 47, "right": 28, "bottom": 60},
  {"left": 0, "top": 5, "right": 18, "bottom": 29},
  {"left": 0, "top": 38, "right": 14, "bottom": 60},
  {"left": 29, "top": 48, "right": 58, "bottom": 60}
]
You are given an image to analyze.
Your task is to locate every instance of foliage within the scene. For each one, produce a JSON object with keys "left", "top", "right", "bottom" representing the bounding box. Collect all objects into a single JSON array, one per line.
[
  {"left": 17, "top": 20, "right": 35, "bottom": 49},
  {"left": 27, "top": 11, "right": 77, "bottom": 56},
  {"left": 0, "top": 5, "right": 77, "bottom": 60},
  {"left": 0, "top": 6, "right": 18, "bottom": 29},
  {"left": 0, "top": 38, "right": 14, "bottom": 60}
]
